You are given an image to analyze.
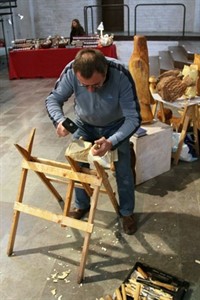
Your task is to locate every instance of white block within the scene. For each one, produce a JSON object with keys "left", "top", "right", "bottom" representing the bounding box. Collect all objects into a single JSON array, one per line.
[{"left": 130, "top": 121, "right": 172, "bottom": 185}]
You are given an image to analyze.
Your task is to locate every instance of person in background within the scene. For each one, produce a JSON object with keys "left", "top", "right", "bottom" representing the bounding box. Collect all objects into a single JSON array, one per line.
[
  {"left": 45, "top": 48, "right": 141, "bottom": 235},
  {"left": 70, "top": 19, "right": 85, "bottom": 44}
]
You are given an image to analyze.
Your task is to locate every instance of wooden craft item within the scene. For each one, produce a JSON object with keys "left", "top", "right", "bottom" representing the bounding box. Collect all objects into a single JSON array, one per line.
[
  {"left": 128, "top": 35, "right": 155, "bottom": 123},
  {"left": 65, "top": 139, "right": 92, "bottom": 162},
  {"left": 182, "top": 64, "right": 198, "bottom": 98},
  {"left": 157, "top": 108, "right": 173, "bottom": 125},
  {"left": 149, "top": 75, "right": 157, "bottom": 94},
  {"left": 65, "top": 139, "right": 118, "bottom": 169},
  {"left": 193, "top": 54, "right": 200, "bottom": 96},
  {"left": 156, "top": 69, "right": 194, "bottom": 102}
]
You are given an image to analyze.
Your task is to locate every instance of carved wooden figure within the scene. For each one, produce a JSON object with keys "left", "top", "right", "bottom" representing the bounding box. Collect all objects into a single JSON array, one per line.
[
  {"left": 194, "top": 53, "right": 200, "bottom": 96},
  {"left": 129, "top": 35, "right": 155, "bottom": 123}
]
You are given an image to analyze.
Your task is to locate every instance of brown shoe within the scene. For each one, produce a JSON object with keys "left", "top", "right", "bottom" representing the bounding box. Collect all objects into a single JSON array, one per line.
[
  {"left": 122, "top": 214, "right": 137, "bottom": 235},
  {"left": 68, "top": 207, "right": 90, "bottom": 220}
]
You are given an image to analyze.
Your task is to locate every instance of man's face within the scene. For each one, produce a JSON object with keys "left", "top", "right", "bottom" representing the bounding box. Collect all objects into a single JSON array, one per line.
[{"left": 76, "top": 71, "right": 106, "bottom": 92}]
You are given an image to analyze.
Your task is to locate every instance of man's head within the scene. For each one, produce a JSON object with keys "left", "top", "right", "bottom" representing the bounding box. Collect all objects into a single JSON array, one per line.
[{"left": 73, "top": 49, "right": 108, "bottom": 92}]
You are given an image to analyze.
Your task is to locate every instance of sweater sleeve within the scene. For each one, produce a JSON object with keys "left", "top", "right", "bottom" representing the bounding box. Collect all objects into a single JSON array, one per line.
[
  {"left": 107, "top": 71, "right": 141, "bottom": 148},
  {"left": 45, "top": 67, "right": 74, "bottom": 127}
]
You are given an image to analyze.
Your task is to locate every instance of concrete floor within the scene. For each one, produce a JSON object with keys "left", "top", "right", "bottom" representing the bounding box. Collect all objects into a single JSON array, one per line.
[{"left": 0, "top": 47, "right": 200, "bottom": 300}]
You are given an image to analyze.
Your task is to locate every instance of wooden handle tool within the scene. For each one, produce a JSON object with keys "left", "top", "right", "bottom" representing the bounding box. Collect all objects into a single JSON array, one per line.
[{"left": 150, "top": 279, "right": 178, "bottom": 292}]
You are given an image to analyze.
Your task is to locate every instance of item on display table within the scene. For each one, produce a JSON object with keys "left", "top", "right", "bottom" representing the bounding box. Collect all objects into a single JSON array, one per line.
[
  {"left": 72, "top": 39, "right": 83, "bottom": 47},
  {"left": 72, "top": 34, "right": 114, "bottom": 48},
  {"left": 72, "top": 35, "right": 99, "bottom": 48},
  {"left": 154, "top": 65, "right": 199, "bottom": 102},
  {"left": 100, "top": 262, "right": 189, "bottom": 300},
  {"left": 82, "top": 40, "right": 99, "bottom": 47},
  {"left": 13, "top": 39, "right": 26, "bottom": 44},
  {"left": 40, "top": 41, "right": 52, "bottom": 48},
  {"left": 39, "top": 35, "right": 69, "bottom": 48},
  {"left": 57, "top": 38, "right": 69, "bottom": 48},
  {"left": 11, "top": 39, "right": 34, "bottom": 50},
  {"left": 98, "top": 34, "right": 114, "bottom": 47},
  {"left": 51, "top": 35, "right": 69, "bottom": 48},
  {"left": 181, "top": 64, "right": 198, "bottom": 98},
  {"left": 40, "top": 36, "right": 52, "bottom": 49}
]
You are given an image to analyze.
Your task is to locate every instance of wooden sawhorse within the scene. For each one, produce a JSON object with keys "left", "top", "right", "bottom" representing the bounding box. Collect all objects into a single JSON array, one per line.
[{"left": 7, "top": 128, "right": 119, "bottom": 283}]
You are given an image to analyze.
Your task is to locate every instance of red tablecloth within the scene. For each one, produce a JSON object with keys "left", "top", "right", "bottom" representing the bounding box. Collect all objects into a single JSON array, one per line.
[{"left": 9, "top": 45, "right": 118, "bottom": 79}]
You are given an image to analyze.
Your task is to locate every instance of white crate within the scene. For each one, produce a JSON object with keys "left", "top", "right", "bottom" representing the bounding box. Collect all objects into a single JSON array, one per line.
[{"left": 130, "top": 121, "right": 172, "bottom": 185}]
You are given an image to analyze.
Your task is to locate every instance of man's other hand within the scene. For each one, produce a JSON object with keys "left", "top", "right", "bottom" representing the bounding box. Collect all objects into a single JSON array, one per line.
[{"left": 91, "top": 137, "right": 112, "bottom": 156}]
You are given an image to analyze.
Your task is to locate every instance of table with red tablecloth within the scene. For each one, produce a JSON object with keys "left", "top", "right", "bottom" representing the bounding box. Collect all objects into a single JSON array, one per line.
[{"left": 8, "top": 45, "right": 118, "bottom": 79}]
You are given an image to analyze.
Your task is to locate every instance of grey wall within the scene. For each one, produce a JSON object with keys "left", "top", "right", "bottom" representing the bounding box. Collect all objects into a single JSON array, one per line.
[
  {"left": 0, "top": 0, "right": 199, "bottom": 47},
  {"left": 124, "top": 0, "right": 200, "bottom": 34}
]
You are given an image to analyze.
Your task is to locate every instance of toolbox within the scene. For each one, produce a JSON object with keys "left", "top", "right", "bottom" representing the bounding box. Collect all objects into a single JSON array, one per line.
[{"left": 120, "top": 261, "right": 190, "bottom": 300}]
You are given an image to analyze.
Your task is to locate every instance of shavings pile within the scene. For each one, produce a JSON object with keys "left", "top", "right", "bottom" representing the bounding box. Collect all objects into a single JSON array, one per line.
[{"left": 47, "top": 268, "right": 71, "bottom": 298}]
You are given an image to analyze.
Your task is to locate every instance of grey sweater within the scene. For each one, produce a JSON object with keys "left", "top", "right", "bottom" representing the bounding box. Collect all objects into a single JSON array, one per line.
[{"left": 45, "top": 57, "right": 141, "bottom": 147}]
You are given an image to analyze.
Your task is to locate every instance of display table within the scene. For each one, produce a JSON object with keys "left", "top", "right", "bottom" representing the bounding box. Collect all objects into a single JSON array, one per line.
[
  {"left": 153, "top": 93, "right": 200, "bottom": 165},
  {"left": 9, "top": 44, "right": 117, "bottom": 79}
]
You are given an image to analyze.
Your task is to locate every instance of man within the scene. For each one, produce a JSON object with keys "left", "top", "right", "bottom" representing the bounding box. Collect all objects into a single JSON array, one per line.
[{"left": 45, "top": 48, "right": 141, "bottom": 235}]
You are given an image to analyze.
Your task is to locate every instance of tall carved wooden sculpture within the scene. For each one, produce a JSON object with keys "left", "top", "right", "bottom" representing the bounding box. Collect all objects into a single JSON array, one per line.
[
  {"left": 129, "top": 35, "right": 155, "bottom": 123},
  {"left": 194, "top": 54, "right": 200, "bottom": 96}
]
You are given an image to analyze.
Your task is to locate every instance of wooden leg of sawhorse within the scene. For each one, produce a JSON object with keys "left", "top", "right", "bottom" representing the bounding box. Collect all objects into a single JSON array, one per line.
[
  {"left": 151, "top": 100, "right": 158, "bottom": 119},
  {"left": 77, "top": 184, "right": 101, "bottom": 283},
  {"left": 173, "top": 106, "right": 191, "bottom": 165},
  {"left": 7, "top": 129, "right": 36, "bottom": 256},
  {"left": 7, "top": 129, "right": 64, "bottom": 256},
  {"left": 66, "top": 156, "right": 93, "bottom": 197},
  {"left": 65, "top": 157, "right": 119, "bottom": 213},
  {"left": 7, "top": 168, "right": 28, "bottom": 256},
  {"left": 65, "top": 159, "right": 119, "bottom": 282},
  {"left": 192, "top": 105, "right": 199, "bottom": 156},
  {"left": 93, "top": 161, "right": 119, "bottom": 215},
  {"left": 77, "top": 162, "right": 120, "bottom": 282},
  {"left": 63, "top": 180, "right": 74, "bottom": 216}
]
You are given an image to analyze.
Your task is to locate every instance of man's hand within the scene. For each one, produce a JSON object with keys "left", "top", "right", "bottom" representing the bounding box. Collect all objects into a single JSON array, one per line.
[
  {"left": 56, "top": 121, "right": 70, "bottom": 137},
  {"left": 91, "top": 137, "right": 112, "bottom": 156}
]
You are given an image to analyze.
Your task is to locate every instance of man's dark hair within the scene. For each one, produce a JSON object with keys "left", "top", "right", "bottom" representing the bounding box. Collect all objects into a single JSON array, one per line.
[{"left": 73, "top": 48, "right": 108, "bottom": 78}]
